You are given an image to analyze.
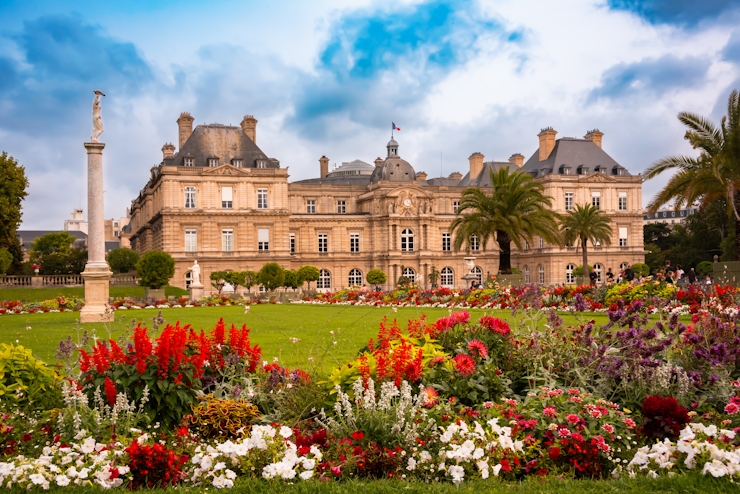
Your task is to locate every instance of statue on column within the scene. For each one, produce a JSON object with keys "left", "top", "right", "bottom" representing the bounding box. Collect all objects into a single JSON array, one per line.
[
  {"left": 91, "top": 90, "right": 105, "bottom": 142},
  {"left": 189, "top": 260, "right": 201, "bottom": 285}
]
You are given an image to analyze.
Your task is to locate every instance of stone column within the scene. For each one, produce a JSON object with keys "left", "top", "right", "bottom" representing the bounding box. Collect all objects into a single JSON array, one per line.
[{"left": 80, "top": 142, "right": 114, "bottom": 322}]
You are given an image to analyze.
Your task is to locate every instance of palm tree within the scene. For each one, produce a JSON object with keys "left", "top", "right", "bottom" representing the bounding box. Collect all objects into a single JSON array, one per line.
[
  {"left": 450, "top": 167, "right": 561, "bottom": 274},
  {"left": 561, "top": 203, "right": 613, "bottom": 282},
  {"left": 644, "top": 90, "right": 740, "bottom": 258}
]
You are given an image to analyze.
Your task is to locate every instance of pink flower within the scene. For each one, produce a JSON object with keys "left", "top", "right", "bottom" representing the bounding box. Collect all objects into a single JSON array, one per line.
[
  {"left": 568, "top": 389, "right": 580, "bottom": 396},
  {"left": 569, "top": 397, "right": 583, "bottom": 403},
  {"left": 566, "top": 414, "right": 580, "bottom": 424},
  {"left": 557, "top": 428, "right": 571, "bottom": 438},
  {"left": 622, "top": 418, "right": 637, "bottom": 429},
  {"left": 453, "top": 354, "right": 476, "bottom": 376},
  {"left": 483, "top": 401, "right": 494, "bottom": 409},
  {"left": 479, "top": 315, "right": 511, "bottom": 335},
  {"left": 725, "top": 403, "right": 740, "bottom": 415},
  {"left": 602, "top": 424, "right": 615, "bottom": 433},
  {"left": 450, "top": 311, "right": 470, "bottom": 326},
  {"left": 543, "top": 406, "right": 557, "bottom": 418},
  {"left": 467, "top": 340, "right": 489, "bottom": 359}
]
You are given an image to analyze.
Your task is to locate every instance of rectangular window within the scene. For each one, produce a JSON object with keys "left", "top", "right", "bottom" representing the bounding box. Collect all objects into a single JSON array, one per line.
[
  {"left": 565, "top": 192, "right": 573, "bottom": 211},
  {"left": 306, "top": 200, "right": 316, "bottom": 214},
  {"left": 442, "top": 232, "right": 451, "bottom": 252},
  {"left": 257, "top": 161, "right": 266, "bottom": 168},
  {"left": 232, "top": 159, "right": 243, "bottom": 168},
  {"left": 221, "top": 187, "right": 233, "bottom": 209},
  {"left": 222, "top": 229, "right": 233, "bottom": 252},
  {"left": 184, "top": 186, "right": 196, "bottom": 209},
  {"left": 184, "top": 158, "right": 194, "bottom": 167},
  {"left": 619, "top": 192, "right": 627, "bottom": 211},
  {"left": 258, "top": 228, "right": 269, "bottom": 251},
  {"left": 453, "top": 201, "right": 460, "bottom": 214},
  {"left": 539, "top": 237, "right": 544, "bottom": 249},
  {"left": 257, "top": 188, "right": 268, "bottom": 209},
  {"left": 290, "top": 233, "right": 295, "bottom": 254},
  {"left": 337, "top": 200, "right": 346, "bottom": 214},
  {"left": 591, "top": 191, "right": 601, "bottom": 209},
  {"left": 318, "top": 233, "right": 328, "bottom": 253},
  {"left": 619, "top": 227, "right": 628, "bottom": 247},
  {"left": 524, "top": 240, "right": 529, "bottom": 251},
  {"left": 209, "top": 158, "right": 219, "bottom": 168},
  {"left": 470, "top": 235, "right": 480, "bottom": 251},
  {"left": 185, "top": 229, "right": 197, "bottom": 252},
  {"left": 350, "top": 233, "right": 360, "bottom": 253}
]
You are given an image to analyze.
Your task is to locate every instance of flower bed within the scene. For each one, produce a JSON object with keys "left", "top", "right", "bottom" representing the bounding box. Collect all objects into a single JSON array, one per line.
[{"left": 3, "top": 304, "right": 740, "bottom": 489}]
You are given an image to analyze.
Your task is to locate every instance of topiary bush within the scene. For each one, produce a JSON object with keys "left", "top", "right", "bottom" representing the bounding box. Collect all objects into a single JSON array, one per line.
[
  {"left": 366, "top": 269, "right": 387, "bottom": 286},
  {"left": 258, "top": 263, "right": 285, "bottom": 291},
  {"left": 297, "top": 265, "right": 319, "bottom": 289},
  {"left": 106, "top": 247, "right": 140, "bottom": 274},
  {"left": 135, "top": 250, "right": 175, "bottom": 289},
  {"left": 696, "top": 261, "right": 713, "bottom": 276},
  {"left": 0, "top": 344, "right": 61, "bottom": 410}
]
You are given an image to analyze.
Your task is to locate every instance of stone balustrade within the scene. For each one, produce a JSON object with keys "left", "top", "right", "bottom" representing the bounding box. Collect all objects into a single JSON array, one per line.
[{"left": 0, "top": 274, "right": 139, "bottom": 287}]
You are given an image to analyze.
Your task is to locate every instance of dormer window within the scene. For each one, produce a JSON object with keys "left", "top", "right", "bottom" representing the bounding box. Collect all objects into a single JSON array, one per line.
[
  {"left": 613, "top": 166, "right": 624, "bottom": 176},
  {"left": 560, "top": 165, "right": 571, "bottom": 175},
  {"left": 208, "top": 159, "right": 219, "bottom": 168},
  {"left": 232, "top": 159, "right": 243, "bottom": 168},
  {"left": 184, "top": 158, "right": 194, "bottom": 167},
  {"left": 257, "top": 160, "right": 266, "bottom": 169}
]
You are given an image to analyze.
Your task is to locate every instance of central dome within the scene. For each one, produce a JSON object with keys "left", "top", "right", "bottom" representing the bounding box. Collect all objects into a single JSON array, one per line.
[{"left": 370, "top": 137, "right": 416, "bottom": 182}]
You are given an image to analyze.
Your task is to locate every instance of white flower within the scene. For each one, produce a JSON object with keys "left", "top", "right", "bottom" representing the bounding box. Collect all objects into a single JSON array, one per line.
[
  {"left": 407, "top": 457, "right": 417, "bottom": 471},
  {"left": 448, "top": 465, "right": 465, "bottom": 483},
  {"left": 55, "top": 474, "right": 71, "bottom": 486},
  {"left": 30, "top": 473, "right": 47, "bottom": 485},
  {"left": 279, "top": 426, "right": 293, "bottom": 438},
  {"left": 299, "top": 470, "right": 314, "bottom": 480}
]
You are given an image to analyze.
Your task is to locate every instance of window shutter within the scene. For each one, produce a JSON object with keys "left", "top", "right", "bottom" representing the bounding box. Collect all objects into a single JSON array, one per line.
[
  {"left": 619, "top": 227, "right": 627, "bottom": 239},
  {"left": 222, "top": 187, "right": 233, "bottom": 201},
  {"left": 258, "top": 228, "right": 269, "bottom": 242}
]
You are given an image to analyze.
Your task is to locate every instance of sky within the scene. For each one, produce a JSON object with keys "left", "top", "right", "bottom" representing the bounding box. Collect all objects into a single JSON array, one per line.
[{"left": 1, "top": 0, "right": 739, "bottom": 229}]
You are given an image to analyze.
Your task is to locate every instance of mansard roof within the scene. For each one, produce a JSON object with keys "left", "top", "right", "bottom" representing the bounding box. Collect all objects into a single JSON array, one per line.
[
  {"left": 520, "top": 138, "right": 628, "bottom": 177},
  {"left": 458, "top": 162, "right": 513, "bottom": 187},
  {"left": 164, "top": 124, "right": 273, "bottom": 168}
]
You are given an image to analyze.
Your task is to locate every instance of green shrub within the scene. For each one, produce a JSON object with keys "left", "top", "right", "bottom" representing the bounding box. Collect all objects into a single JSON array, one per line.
[
  {"left": 573, "top": 265, "right": 592, "bottom": 277},
  {"left": 0, "top": 344, "right": 61, "bottom": 410},
  {"left": 258, "top": 263, "right": 285, "bottom": 291},
  {"left": 0, "top": 249, "right": 12, "bottom": 274},
  {"left": 184, "top": 396, "right": 261, "bottom": 439},
  {"left": 632, "top": 263, "right": 650, "bottom": 277},
  {"left": 366, "top": 269, "right": 387, "bottom": 285},
  {"left": 210, "top": 270, "right": 228, "bottom": 294},
  {"left": 135, "top": 250, "right": 175, "bottom": 289},
  {"left": 107, "top": 247, "right": 140, "bottom": 273},
  {"left": 297, "top": 265, "right": 320, "bottom": 289},
  {"left": 283, "top": 269, "right": 302, "bottom": 290},
  {"left": 696, "top": 261, "right": 713, "bottom": 276}
]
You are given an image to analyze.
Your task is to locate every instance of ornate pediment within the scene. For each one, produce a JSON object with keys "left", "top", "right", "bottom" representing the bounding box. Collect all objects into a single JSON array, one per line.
[
  {"left": 385, "top": 188, "right": 434, "bottom": 216},
  {"left": 578, "top": 172, "right": 616, "bottom": 183},
  {"left": 201, "top": 164, "right": 246, "bottom": 176}
]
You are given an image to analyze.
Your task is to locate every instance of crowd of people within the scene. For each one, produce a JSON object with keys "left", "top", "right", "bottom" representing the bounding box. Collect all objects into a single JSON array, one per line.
[{"left": 592, "top": 260, "right": 711, "bottom": 287}]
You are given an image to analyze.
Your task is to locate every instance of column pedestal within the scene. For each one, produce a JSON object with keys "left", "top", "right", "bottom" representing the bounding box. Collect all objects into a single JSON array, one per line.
[
  {"left": 80, "top": 266, "right": 114, "bottom": 322},
  {"left": 189, "top": 283, "right": 204, "bottom": 302}
]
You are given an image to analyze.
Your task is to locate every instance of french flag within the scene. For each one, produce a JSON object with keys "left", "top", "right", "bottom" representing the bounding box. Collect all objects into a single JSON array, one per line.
[{"left": 392, "top": 122, "right": 401, "bottom": 131}]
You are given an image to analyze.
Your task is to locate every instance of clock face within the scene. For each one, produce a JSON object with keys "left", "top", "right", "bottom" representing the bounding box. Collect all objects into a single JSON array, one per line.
[{"left": 404, "top": 198, "right": 412, "bottom": 207}]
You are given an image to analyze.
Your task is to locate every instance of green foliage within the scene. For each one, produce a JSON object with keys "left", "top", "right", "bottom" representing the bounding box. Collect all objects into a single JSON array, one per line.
[
  {"left": 561, "top": 203, "right": 613, "bottom": 278},
  {"left": 0, "top": 343, "right": 61, "bottom": 410},
  {"left": 30, "top": 231, "right": 76, "bottom": 257},
  {"left": 184, "top": 396, "right": 261, "bottom": 439},
  {"left": 0, "top": 249, "right": 12, "bottom": 274},
  {"left": 397, "top": 275, "right": 412, "bottom": 288},
  {"left": 225, "top": 271, "right": 246, "bottom": 292},
  {"left": 644, "top": 242, "right": 664, "bottom": 274},
  {"left": 29, "top": 232, "right": 87, "bottom": 274},
  {"left": 258, "top": 263, "right": 285, "bottom": 291},
  {"left": 210, "top": 271, "right": 228, "bottom": 294},
  {"left": 366, "top": 269, "right": 387, "bottom": 285},
  {"left": 242, "top": 270, "right": 258, "bottom": 292},
  {"left": 106, "top": 247, "right": 139, "bottom": 274},
  {"left": 696, "top": 261, "right": 713, "bottom": 276},
  {"left": 0, "top": 152, "right": 28, "bottom": 269},
  {"left": 451, "top": 167, "right": 561, "bottom": 274},
  {"left": 298, "top": 265, "right": 320, "bottom": 289},
  {"left": 572, "top": 265, "right": 593, "bottom": 277},
  {"left": 283, "top": 269, "right": 302, "bottom": 290},
  {"left": 632, "top": 263, "right": 650, "bottom": 277},
  {"left": 136, "top": 250, "right": 176, "bottom": 289},
  {"left": 428, "top": 266, "right": 440, "bottom": 286}
]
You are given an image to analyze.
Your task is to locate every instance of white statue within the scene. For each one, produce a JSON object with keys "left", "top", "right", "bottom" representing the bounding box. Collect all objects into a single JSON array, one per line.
[
  {"left": 189, "top": 260, "right": 201, "bottom": 285},
  {"left": 91, "top": 90, "right": 105, "bottom": 142}
]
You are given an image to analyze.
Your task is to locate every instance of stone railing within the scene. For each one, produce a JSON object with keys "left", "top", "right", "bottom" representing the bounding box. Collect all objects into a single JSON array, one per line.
[{"left": 0, "top": 274, "right": 140, "bottom": 287}]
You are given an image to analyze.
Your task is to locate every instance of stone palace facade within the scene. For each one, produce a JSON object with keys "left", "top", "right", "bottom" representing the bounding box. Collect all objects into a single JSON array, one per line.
[{"left": 126, "top": 113, "right": 644, "bottom": 294}]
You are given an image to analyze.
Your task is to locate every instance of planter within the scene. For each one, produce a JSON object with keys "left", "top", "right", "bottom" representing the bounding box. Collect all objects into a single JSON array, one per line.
[{"left": 144, "top": 288, "right": 166, "bottom": 300}]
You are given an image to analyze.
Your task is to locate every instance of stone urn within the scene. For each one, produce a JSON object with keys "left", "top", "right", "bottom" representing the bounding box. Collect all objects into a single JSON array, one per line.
[{"left": 34, "top": 268, "right": 39, "bottom": 275}]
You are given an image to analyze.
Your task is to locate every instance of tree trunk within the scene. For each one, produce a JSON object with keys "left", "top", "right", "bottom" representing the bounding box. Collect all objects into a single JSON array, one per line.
[
  {"left": 582, "top": 236, "right": 589, "bottom": 283},
  {"left": 497, "top": 230, "right": 512, "bottom": 274}
]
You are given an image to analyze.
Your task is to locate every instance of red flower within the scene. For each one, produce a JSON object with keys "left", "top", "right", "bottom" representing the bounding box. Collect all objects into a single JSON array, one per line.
[
  {"left": 479, "top": 315, "right": 511, "bottom": 335},
  {"left": 548, "top": 446, "right": 561, "bottom": 461},
  {"left": 453, "top": 354, "right": 476, "bottom": 376},
  {"left": 467, "top": 340, "right": 489, "bottom": 359},
  {"left": 351, "top": 431, "right": 365, "bottom": 441},
  {"left": 422, "top": 387, "right": 439, "bottom": 408},
  {"left": 103, "top": 376, "right": 117, "bottom": 407}
]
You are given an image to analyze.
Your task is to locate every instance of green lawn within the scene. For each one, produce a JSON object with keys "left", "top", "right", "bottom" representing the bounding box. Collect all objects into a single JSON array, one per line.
[
  {"left": 0, "top": 304, "right": 611, "bottom": 374},
  {"left": 0, "top": 285, "right": 188, "bottom": 302}
]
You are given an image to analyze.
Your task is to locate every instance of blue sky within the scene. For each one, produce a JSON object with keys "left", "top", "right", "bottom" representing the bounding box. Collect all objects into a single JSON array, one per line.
[{"left": 1, "top": 0, "right": 739, "bottom": 228}]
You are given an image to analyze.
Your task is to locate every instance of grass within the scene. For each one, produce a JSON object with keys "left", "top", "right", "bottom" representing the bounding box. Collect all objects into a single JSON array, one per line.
[
  {"left": 4, "top": 474, "right": 739, "bottom": 493},
  {"left": 0, "top": 304, "right": 610, "bottom": 374},
  {"left": 0, "top": 285, "right": 188, "bottom": 302}
]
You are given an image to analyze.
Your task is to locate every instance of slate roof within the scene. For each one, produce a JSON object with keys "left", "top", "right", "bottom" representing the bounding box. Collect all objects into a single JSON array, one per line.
[
  {"left": 459, "top": 162, "right": 514, "bottom": 187},
  {"left": 520, "top": 138, "right": 628, "bottom": 177},
  {"left": 164, "top": 124, "right": 273, "bottom": 168},
  {"left": 292, "top": 176, "right": 373, "bottom": 185},
  {"left": 369, "top": 156, "right": 416, "bottom": 182}
]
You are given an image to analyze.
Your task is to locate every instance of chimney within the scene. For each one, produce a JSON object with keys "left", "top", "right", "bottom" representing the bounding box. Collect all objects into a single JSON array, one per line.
[
  {"left": 468, "top": 152, "right": 484, "bottom": 180},
  {"left": 537, "top": 127, "right": 557, "bottom": 161},
  {"left": 584, "top": 129, "right": 604, "bottom": 148},
  {"left": 319, "top": 156, "right": 329, "bottom": 178},
  {"left": 508, "top": 153, "right": 524, "bottom": 168},
  {"left": 162, "top": 142, "right": 175, "bottom": 159},
  {"left": 240, "top": 115, "right": 258, "bottom": 143},
  {"left": 177, "top": 112, "right": 194, "bottom": 150},
  {"left": 448, "top": 171, "right": 463, "bottom": 180},
  {"left": 416, "top": 171, "right": 428, "bottom": 181},
  {"left": 374, "top": 157, "right": 383, "bottom": 167}
]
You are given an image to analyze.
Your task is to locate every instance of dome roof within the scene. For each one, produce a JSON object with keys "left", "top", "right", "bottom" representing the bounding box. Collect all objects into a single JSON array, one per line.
[
  {"left": 370, "top": 156, "right": 416, "bottom": 182},
  {"left": 387, "top": 137, "right": 398, "bottom": 147}
]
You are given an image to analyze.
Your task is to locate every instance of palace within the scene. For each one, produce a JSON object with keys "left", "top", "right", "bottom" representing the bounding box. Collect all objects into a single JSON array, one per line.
[{"left": 126, "top": 113, "right": 644, "bottom": 294}]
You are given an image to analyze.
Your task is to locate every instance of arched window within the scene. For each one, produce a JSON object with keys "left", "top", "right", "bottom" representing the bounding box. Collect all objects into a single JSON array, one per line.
[
  {"left": 594, "top": 263, "right": 603, "bottom": 283},
  {"left": 566, "top": 263, "right": 575, "bottom": 284},
  {"left": 348, "top": 269, "right": 363, "bottom": 286},
  {"left": 401, "top": 229, "right": 414, "bottom": 251},
  {"left": 524, "top": 265, "right": 530, "bottom": 284},
  {"left": 538, "top": 265, "right": 545, "bottom": 284},
  {"left": 317, "top": 269, "right": 331, "bottom": 289},
  {"left": 472, "top": 266, "right": 483, "bottom": 284},
  {"left": 402, "top": 267, "right": 416, "bottom": 282},
  {"left": 441, "top": 267, "right": 454, "bottom": 287}
]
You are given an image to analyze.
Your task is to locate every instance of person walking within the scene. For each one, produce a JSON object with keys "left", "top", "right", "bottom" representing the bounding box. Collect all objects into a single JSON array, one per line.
[
  {"left": 624, "top": 264, "right": 635, "bottom": 282},
  {"left": 606, "top": 268, "right": 614, "bottom": 285},
  {"left": 688, "top": 268, "right": 697, "bottom": 284}
]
